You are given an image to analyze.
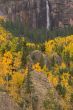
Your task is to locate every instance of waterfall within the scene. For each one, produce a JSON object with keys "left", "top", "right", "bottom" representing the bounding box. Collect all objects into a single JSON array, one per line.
[{"left": 46, "top": 0, "right": 50, "bottom": 30}]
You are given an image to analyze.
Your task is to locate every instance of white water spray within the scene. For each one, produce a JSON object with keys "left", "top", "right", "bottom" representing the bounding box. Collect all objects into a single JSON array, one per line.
[{"left": 46, "top": 0, "right": 50, "bottom": 30}]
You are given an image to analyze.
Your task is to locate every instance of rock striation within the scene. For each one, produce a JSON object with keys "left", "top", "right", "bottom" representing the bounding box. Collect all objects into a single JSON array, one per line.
[{"left": 0, "top": 0, "right": 73, "bottom": 29}]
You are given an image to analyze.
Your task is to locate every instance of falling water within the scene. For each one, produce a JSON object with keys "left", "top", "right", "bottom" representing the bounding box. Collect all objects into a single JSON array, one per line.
[{"left": 46, "top": 0, "right": 50, "bottom": 30}]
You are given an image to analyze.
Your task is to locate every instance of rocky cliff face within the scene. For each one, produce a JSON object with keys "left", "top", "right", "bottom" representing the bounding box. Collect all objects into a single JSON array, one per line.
[
  {"left": 0, "top": 0, "right": 73, "bottom": 29},
  {"left": 49, "top": 0, "right": 73, "bottom": 29}
]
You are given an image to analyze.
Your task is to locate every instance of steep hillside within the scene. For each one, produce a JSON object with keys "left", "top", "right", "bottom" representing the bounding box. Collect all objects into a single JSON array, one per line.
[
  {"left": 0, "top": 23, "right": 73, "bottom": 109},
  {"left": 0, "top": 8, "right": 73, "bottom": 110}
]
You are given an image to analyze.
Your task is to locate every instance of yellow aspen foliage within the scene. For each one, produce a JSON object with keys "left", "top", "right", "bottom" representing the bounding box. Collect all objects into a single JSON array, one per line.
[
  {"left": 26, "top": 42, "right": 36, "bottom": 48},
  {"left": 64, "top": 42, "right": 73, "bottom": 57},
  {"left": 53, "top": 64, "right": 59, "bottom": 73},
  {"left": 32, "top": 63, "right": 42, "bottom": 73},
  {"left": 45, "top": 40, "right": 55, "bottom": 55},
  {"left": 52, "top": 76, "right": 59, "bottom": 87},
  {"left": 48, "top": 71, "right": 53, "bottom": 82},
  {"left": 0, "top": 27, "right": 12, "bottom": 44},
  {"left": 24, "top": 67, "right": 28, "bottom": 76},
  {"left": 48, "top": 72, "right": 59, "bottom": 87},
  {"left": 42, "top": 65, "right": 49, "bottom": 75},
  {"left": 3, "top": 51, "right": 13, "bottom": 65},
  {"left": 13, "top": 52, "right": 22, "bottom": 69},
  {"left": 11, "top": 72, "right": 24, "bottom": 86},
  {"left": 8, "top": 71, "right": 27, "bottom": 103},
  {"left": 61, "top": 73, "right": 70, "bottom": 88},
  {"left": 0, "top": 77, "right": 4, "bottom": 85},
  {"left": 2, "top": 51, "right": 13, "bottom": 76},
  {"left": 60, "top": 62, "right": 66, "bottom": 69},
  {"left": 0, "top": 58, "right": 3, "bottom": 76}
]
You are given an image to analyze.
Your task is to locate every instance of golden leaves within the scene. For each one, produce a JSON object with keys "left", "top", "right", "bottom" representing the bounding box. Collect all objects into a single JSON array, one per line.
[{"left": 32, "top": 63, "right": 42, "bottom": 73}]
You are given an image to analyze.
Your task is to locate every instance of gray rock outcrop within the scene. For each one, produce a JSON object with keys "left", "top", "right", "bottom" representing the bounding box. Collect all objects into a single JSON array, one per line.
[{"left": 0, "top": 92, "right": 21, "bottom": 110}]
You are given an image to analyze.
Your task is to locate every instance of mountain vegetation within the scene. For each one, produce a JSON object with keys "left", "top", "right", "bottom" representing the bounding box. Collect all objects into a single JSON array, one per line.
[{"left": 0, "top": 15, "right": 73, "bottom": 110}]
